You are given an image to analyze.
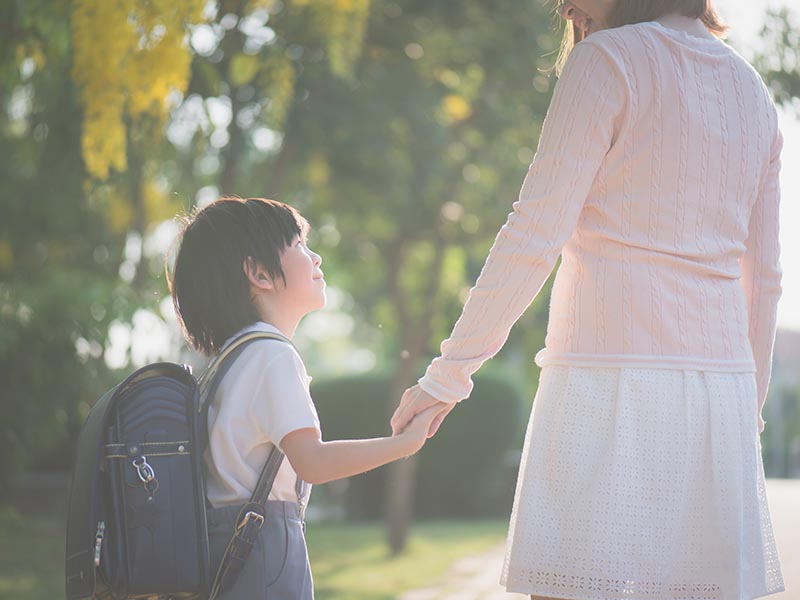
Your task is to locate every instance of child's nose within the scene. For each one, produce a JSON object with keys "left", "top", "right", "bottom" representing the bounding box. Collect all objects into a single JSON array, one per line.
[{"left": 311, "top": 250, "right": 322, "bottom": 267}]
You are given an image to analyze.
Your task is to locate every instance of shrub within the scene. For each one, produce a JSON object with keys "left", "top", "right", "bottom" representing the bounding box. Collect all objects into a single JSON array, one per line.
[{"left": 312, "top": 372, "right": 526, "bottom": 519}]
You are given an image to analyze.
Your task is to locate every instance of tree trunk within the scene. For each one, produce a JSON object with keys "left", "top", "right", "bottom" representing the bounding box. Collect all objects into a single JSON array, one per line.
[
  {"left": 218, "top": 91, "right": 244, "bottom": 195},
  {"left": 383, "top": 237, "right": 447, "bottom": 554},
  {"left": 126, "top": 131, "right": 147, "bottom": 290},
  {"left": 384, "top": 354, "right": 422, "bottom": 555}
]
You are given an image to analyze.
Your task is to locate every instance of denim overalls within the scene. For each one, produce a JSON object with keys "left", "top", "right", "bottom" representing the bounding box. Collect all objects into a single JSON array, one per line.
[{"left": 207, "top": 478, "right": 313, "bottom": 599}]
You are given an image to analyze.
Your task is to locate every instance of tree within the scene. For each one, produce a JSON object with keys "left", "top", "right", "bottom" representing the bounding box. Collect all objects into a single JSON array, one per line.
[
  {"left": 752, "top": 7, "right": 800, "bottom": 479},
  {"left": 0, "top": 0, "right": 376, "bottom": 490},
  {"left": 0, "top": 0, "right": 122, "bottom": 487},
  {"left": 753, "top": 8, "right": 800, "bottom": 116},
  {"left": 0, "top": 0, "right": 207, "bottom": 488}
]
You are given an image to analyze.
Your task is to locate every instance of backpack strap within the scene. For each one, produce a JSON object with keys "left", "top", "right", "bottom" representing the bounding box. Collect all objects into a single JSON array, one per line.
[
  {"left": 198, "top": 330, "right": 294, "bottom": 453},
  {"left": 198, "top": 330, "right": 295, "bottom": 400},
  {"left": 200, "top": 330, "right": 294, "bottom": 600}
]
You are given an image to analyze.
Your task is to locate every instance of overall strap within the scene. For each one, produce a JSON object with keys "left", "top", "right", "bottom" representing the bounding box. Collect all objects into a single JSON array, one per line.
[{"left": 295, "top": 476, "right": 310, "bottom": 525}]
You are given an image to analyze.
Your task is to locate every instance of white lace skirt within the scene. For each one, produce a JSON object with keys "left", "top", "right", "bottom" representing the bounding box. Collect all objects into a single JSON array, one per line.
[{"left": 501, "top": 366, "right": 784, "bottom": 600}]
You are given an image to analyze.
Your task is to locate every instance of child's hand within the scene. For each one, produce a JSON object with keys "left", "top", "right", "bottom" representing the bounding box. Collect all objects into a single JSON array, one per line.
[{"left": 398, "top": 406, "right": 442, "bottom": 455}]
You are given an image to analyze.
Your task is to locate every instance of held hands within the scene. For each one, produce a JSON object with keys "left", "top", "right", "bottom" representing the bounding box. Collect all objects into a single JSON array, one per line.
[
  {"left": 391, "top": 384, "right": 456, "bottom": 439},
  {"left": 397, "top": 406, "right": 443, "bottom": 455}
]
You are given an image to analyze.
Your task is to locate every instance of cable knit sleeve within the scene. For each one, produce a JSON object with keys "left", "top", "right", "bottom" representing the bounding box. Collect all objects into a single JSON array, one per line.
[
  {"left": 418, "top": 40, "right": 628, "bottom": 403},
  {"left": 741, "top": 119, "right": 783, "bottom": 433}
]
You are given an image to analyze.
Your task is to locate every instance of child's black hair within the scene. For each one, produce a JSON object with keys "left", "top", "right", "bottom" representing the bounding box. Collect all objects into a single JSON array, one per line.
[{"left": 168, "top": 196, "right": 309, "bottom": 356}]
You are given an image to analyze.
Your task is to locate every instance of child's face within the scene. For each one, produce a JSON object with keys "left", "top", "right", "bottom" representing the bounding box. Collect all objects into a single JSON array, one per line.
[{"left": 275, "top": 234, "right": 326, "bottom": 315}]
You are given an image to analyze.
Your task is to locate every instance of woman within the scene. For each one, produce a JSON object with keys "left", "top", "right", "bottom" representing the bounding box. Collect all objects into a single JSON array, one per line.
[{"left": 391, "top": 1, "right": 785, "bottom": 598}]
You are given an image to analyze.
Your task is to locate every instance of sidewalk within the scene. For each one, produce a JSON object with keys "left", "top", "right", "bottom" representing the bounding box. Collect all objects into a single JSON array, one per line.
[
  {"left": 398, "top": 540, "right": 524, "bottom": 600},
  {"left": 400, "top": 479, "right": 800, "bottom": 600},
  {"left": 768, "top": 479, "right": 800, "bottom": 600}
]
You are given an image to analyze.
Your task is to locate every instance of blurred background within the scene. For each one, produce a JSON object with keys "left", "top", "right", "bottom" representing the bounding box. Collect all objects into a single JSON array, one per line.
[{"left": 1, "top": 0, "right": 798, "bottom": 598}]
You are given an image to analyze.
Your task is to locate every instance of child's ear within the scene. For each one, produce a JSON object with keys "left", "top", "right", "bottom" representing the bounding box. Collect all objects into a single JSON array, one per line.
[{"left": 243, "top": 256, "right": 274, "bottom": 291}]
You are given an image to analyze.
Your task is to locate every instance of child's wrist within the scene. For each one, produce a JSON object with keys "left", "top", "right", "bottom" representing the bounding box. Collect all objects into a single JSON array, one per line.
[{"left": 395, "top": 430, "right": 421, "bottom": 457}]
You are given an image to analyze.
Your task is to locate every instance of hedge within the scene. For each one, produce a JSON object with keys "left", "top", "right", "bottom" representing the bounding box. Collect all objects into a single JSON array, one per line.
[{"left": 312, "top": 372, "right": 527, "bottom": 519}]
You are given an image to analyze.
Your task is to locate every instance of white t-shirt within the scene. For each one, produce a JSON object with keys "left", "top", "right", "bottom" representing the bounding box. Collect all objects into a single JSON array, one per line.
[{"left": 204, "top": 322, "right": 320, "bottom": 508}]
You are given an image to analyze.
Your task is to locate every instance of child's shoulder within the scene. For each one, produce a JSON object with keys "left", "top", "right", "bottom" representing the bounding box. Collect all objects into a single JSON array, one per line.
[
  {"left": 218, "top": 323, "right": 312, "bottom": 402},
  {"left": 226, "top": 322, "right": 309, "bottom": 380},
  {"left": 227, "top": 322, "right": 301, "bottom": 362}
]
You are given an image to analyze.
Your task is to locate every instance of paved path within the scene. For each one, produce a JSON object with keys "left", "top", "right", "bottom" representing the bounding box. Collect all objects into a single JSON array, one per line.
[
  {"left": 768, "top": 479, "right": 800, "bottom": 600},
  {"left": 400, "top": 479, "right": 800, "bottom": 600}
]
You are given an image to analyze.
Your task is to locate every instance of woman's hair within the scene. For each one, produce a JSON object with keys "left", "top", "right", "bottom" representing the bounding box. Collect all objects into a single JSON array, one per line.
[
  {"left": 167, "top": 196, "right": 309, "bottom": 356},
  {"left": 553, "top": 0, "right": 728, "bottom": 73}
]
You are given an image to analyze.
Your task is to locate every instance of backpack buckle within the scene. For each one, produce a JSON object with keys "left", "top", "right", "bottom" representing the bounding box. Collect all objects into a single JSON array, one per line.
[
  {"left": 237, "top": 510, "right": 265, "bottom": 530},
  {"left": 132, "top": 456, "right": 155, "bottom": 483}
]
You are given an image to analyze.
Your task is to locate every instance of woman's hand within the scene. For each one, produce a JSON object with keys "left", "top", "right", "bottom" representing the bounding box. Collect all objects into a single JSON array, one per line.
[
  {"left": 391, "top": 384, "right": 456, "bottom": 438},
  {"left": 396, "top": 406, "right": 445, "bottom": 454}
]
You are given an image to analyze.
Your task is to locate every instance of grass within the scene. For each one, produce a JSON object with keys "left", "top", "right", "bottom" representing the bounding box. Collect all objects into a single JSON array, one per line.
[
  {"left": 307, "top": 520, "right": 508, "bottom": 599},
  {"left": 0, "top": 506, "right": 507, "bottom": 600},
  {"left": 0, "top": 507, "right": 64, "bottom": 600}
]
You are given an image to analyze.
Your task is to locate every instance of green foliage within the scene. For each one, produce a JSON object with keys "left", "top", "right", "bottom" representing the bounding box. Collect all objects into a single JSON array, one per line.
[
  {"left": 174, "top": 0, "right": 562, "bottom": 367},
  {"left": 753, "top": 8, "right": 800, "bottom": 115},
  {"left": 0, "top": 2, "right": 128, "bottom": 486},
  {"left": 288, "top": 1, "right": 559, "bottom": 313},
  {"left": 0, "top": 507, "right": 64, "bottom": 599},
  {"left": 313, "top": 371, "right": 527, "bottom": 519},
  {"left": 0, "top": 0, "right": 374, "bottom": 488}
]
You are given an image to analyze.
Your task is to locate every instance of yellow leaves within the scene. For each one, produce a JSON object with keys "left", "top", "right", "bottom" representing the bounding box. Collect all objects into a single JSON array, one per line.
[
  {"left": 71, "top": 0, "right": 206, "bottom": 180},
  {"left": 143, "top": 178, "right": 184, "bottom": 224},
  {"left": 71, "top": 0, "right": 372, "bottom": 182},
  {"left": 308, "top": 152, "right": 331, "bottom": 187},
  {"left": 97, "top": 185, "right": 135, "bottom": 234},
  {"left": 434, "top": 62, "right": 483, "bottom": 127},
  {"left": 88, "top": 178, "right": 181, "bottom": 233},
  {"left": 259, "top": 53, "right": 296, "bottom": 129},
  {"left": 291, "top": 0, "right": 372, "bottom": 78},
  {"left": 80, "top": 103, "right": 127, "bottom": 180},
  {"left": 248, "top": 0, "right": 279, "bottom": 10},
  {"left": 440, "top": 95, "right": 472, "bottom": 124},
  {"left": 230, "top": 53, "right": 261, "bottom": 87},
  {"left": 325, "top": 0, "right": 372, "bottom": 78}
]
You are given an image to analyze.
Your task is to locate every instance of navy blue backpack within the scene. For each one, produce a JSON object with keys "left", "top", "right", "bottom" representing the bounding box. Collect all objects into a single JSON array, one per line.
[{"left": 65, "top": 331, "right": 290, "bottom": 599}]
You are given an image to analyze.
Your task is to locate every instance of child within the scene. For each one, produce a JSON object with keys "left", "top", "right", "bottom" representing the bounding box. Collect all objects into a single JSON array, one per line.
[{"left": 168, "top": 196, "right": 437, "bottom": 599}]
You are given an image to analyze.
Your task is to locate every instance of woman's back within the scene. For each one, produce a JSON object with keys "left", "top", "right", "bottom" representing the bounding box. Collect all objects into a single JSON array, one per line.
[
  {"left": 418, "top": 18, "right": 782, "bottom": 415},
  {"left": 540, "top": 22, "right": 782, "bottom": 382}
]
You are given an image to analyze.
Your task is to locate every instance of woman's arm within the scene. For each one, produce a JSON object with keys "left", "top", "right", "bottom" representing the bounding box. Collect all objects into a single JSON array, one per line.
[
  {"left": 281, "top": 406, "right": 440, "bottom": 485},
  {"left": 741, "top": 118, "right": 783, "bottom": 433},
  {"left": 410, "top": 40, "right": 628, "bottom": 412}
]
